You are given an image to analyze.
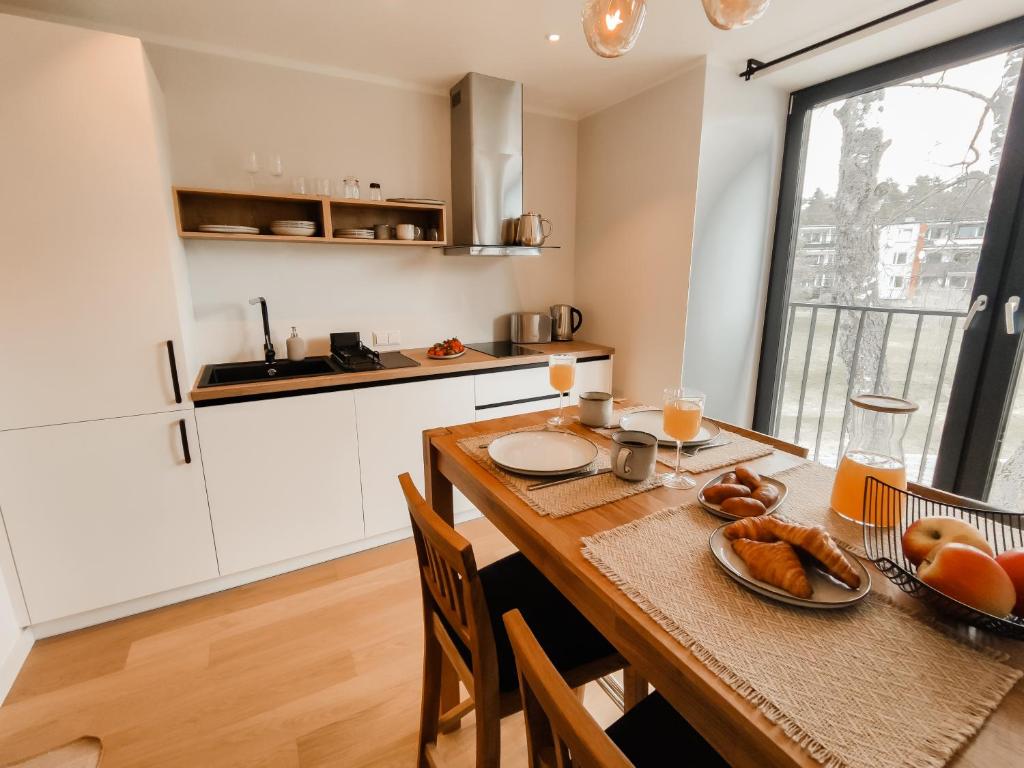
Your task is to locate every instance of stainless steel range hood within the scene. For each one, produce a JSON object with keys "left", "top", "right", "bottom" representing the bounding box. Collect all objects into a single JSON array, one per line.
[{"left": 444, "top": 73, "right": 555, "bottom": 256}]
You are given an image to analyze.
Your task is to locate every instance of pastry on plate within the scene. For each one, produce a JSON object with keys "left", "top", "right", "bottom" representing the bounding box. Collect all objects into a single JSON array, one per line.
[
  {"left": 731, "top": 538, "right": 813, "bottom": 598},
  {"left": 723, "top": 516, "right": 861, "bottom": 589}
]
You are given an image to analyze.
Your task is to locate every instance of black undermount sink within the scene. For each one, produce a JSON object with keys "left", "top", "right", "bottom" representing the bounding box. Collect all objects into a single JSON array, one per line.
[{"left": 198, "top": 356, "right": 343, "bottom": 387}]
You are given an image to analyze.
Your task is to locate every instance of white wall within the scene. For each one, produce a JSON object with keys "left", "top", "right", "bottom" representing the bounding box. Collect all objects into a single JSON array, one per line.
[
  {"left": 145, "top": 45, "right": 577, "bottom": 365},
  {"left": 683, "top": 61, "right": 788, "bottom": 425},
  {"left": 574, "top": 62, "right": 707, "bottom": 405}
]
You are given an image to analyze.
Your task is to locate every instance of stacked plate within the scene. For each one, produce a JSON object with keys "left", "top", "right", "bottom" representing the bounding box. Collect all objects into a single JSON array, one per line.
[
  {"left": 197, "top": 224, "right": 259, "bottom": 235},
  {"left": 619, "top": 410, "right": 721, "bottom": 448},
  {"left": 334, "top": 228, "right": 374, "bottom": 239},
  {"left": 270, "top": 220, "right": 316, "bottom": 236}
]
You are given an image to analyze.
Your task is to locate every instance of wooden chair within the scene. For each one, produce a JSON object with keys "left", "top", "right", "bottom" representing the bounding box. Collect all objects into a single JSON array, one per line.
[
  {"left": 706, "top": 417, "right": 809, "bottom": 459},
  {"left": 504, "top": 610, "right": 728, "bottom": 768},
  {"left": 400, "top": 474, "right": 624, "bottom": 768}
]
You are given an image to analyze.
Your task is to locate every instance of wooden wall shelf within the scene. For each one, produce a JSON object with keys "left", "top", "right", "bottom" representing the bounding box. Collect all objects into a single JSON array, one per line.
[{"left": 173, "top": 187, "right": 448, "bottom": 246}]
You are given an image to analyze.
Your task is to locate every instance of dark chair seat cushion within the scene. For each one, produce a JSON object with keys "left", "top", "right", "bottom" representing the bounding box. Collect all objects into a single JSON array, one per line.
[
  {"left": 605, "top": 692, "right": 729, "bottom": 767},
  {"left": 449, "top": 552, "right": 617, "bottom": 692}
]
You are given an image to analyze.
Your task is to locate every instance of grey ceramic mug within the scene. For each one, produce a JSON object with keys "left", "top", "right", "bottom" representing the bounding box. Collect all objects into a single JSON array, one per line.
[
  {"left": 579, "top": 391, "right": 613, "bottom": 427},
  {"left": 611, "top": 430, "right": 658, "bottom": 482}
]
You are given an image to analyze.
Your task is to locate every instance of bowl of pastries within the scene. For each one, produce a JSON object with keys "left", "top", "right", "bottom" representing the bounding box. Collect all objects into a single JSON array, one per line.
[{"left": 699, "top": 464, "right": 787, "bottom": 520}]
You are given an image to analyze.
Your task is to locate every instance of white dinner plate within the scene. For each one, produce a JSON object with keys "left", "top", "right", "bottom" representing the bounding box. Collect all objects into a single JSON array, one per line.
[
  {"left": 197, "top": 224, "right": 260, "bottom": 234},
  {"left": 709, "top": 524, "right": 871, "bottom": 609},
  {"left": 487, "top": 431, "right": 598, "bottom": 477},
  {"left": 698, "top": 473, "right": 788, "bottom": 520},
  {"left": 619, "top": 409, "right": 720, "bottom": 447},
  {"left": 427, "top": 350, "right": 465, "bottom": 359}
]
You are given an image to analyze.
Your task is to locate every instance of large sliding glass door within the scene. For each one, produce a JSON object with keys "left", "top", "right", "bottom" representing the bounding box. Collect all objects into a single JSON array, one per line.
[{"left": 756, "top": 18, "right": 1024, "bottom": 504}]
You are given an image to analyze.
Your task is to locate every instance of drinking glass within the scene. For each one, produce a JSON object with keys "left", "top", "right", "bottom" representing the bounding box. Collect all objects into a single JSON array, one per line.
[
  {"left": 269, "top": 154, "right": 284, "bottom": 179},
  {"left": 315, "top": 177, "right": 331, "bottom": 196},
  {"left": 547, "top": 354, "right": 576, "bottom": 427},
  {"left": 244, "top": 151, "right": 259, "bottom": 189},
  {"left": 662, "top": 387, "right": 705, "bottom": 489}
]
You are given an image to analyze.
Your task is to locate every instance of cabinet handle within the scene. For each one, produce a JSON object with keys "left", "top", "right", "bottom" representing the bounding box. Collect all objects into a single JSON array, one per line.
[
  {"left": 178, "top": 418, "right": 192, "bottom": 464},
  {"left": 166, "top": 340, "right": 182, "bottom": 404}
]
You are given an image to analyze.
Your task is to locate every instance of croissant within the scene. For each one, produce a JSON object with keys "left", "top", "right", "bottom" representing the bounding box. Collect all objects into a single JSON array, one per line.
[
  {"left": 723, "top": 516, "right": 777, "bottom": 542},
  {"left": 731, "top": 538, "right": 813, "bottom": 598},
  {"left": 765, "top": 519, "right": 862, "bottom": 589},
  {"left": 723, "top": 516, "right": 862, "bottom": 590}
]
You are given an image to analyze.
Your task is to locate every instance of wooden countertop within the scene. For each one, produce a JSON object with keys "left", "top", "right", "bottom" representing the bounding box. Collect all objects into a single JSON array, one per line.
[{"left": 190, "top": 340, "right": 615, "bottom": 403}]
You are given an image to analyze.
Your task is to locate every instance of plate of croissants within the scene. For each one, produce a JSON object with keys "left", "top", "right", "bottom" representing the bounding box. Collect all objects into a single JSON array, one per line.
[
  {"left": 710, "top": 516, "right": 871, "bottom": 608},
  {"left": 698, "top": 464, "right": 787, "bottom": 520}
]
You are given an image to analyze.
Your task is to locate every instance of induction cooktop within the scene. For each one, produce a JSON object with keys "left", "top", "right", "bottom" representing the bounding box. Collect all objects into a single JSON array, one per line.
[{"left": 466, "top": 341, "right": 545, "bottom": 358}]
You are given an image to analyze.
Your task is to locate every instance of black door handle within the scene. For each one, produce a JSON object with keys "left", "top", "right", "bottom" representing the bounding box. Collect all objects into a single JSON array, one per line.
[
  {"left": 178, "top": 418, "right": 192, "bottom": 464},
  {"left": 166, "top": 340, "right": 182, "bottom": 404}
]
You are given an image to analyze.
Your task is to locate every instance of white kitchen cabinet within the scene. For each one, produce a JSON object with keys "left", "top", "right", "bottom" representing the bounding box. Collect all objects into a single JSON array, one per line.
[
  {"left": 196, "top": 392, "right": 364, "bottom": 575},
  {"left": 475, "top": 366, "right": 553, "bottom": 407},
  {"left": 0, "top": 17, "right": 190, "bottom": 431},
  {"left": 475, "top": 396, "right": 560, "bottom": 421},
  {"left": 0, "top": 412, "right": 218, "bottom": 623},
  {"left": 356, "top": 377, "right": 476, "bottom": 536},
  {"left": 570, "top": 358, "right": 614, "bottom": 405}
]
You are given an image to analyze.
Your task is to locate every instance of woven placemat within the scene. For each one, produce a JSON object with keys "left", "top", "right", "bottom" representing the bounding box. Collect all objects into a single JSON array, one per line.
[
  {"left": 659, "top": 432, "right": 774, "bottom": 474},
  {"left": 773, "top": 462, "right": 868, "bottom": 557},
  {"left": 583, "top": 406, "right": 773, "bottom": 474},
  {"left": 457, "top": 427, "right": 663, "bottom": 518},
  {"left": 582, "top": 505, "right": 1022, "bottom": 768}
]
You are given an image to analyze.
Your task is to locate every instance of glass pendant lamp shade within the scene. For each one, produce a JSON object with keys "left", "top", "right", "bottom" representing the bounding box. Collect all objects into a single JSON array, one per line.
[
  {"left": 701, "top": 0, "right": 771, "bottom": 30},
  {"left": 581, "top": 0, "right": 647, "bottom": 58}
]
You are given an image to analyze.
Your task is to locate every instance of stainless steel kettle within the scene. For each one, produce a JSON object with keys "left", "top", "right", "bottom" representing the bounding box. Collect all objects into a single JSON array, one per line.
[
  {"left": 550, "top": 304, "right": 583, "bottom": 341},
  {"left": 517, "top": 212, "right": 552, "bottom": 246}
]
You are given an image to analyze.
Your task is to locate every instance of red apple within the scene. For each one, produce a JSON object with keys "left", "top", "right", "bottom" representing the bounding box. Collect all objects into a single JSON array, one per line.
[
  {"left": 995, "top": 549, "right": 1024, "bottom": 617},
  {"left": 918, "top": 542, "right": 1016, "bottom": 618},
  {"left": 901, "top": 516, "right": 993, "bottom": 566}
]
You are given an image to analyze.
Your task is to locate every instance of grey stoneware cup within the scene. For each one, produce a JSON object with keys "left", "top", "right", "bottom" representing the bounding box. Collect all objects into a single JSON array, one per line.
[
  {"left": 610, "top": 430, "right": 658, "bottom": 482},
  {"left": 579, "top": 391, "right": 613, "bottom": 427}
]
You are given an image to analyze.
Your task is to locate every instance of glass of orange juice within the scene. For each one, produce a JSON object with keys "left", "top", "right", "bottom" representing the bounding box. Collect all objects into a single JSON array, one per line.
[
  {"left": 662, "top": 387, "right": 705, "bottom": 489},
  {"left": 830, "top": 394, "right": 917, "bottom": 526},
  {"left": 547, "top": 354, "right": 577, "bottom": 427}
]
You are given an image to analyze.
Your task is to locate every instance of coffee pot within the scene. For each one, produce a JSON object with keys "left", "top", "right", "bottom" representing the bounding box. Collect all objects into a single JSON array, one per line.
[
  {"left": 517, "top": 212, "right": 552, "bottom": 246},
  {"left": 550, "top": 304, "right": 583, "bottom": 341}
]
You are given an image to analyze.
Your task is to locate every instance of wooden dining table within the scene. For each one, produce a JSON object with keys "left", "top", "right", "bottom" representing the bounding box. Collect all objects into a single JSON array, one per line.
[{"left": 421, "top": 405, "right": 1024, "bottom": 768}]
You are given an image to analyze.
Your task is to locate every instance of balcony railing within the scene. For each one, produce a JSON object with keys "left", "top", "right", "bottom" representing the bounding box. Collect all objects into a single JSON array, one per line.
[{"left": 773, "top": 301, "right": 967, "bottom": 483}]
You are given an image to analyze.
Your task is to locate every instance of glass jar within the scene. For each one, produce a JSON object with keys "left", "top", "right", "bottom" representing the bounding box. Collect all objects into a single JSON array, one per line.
[
  {"left": 831, "top": 394, "right": 917, "bottom": 526},
  {"left": 342, "top": 176, "right": 360, "bottom": 199},
  {"left": 368, "top": 182, "right": 382, "bottom": 201}
]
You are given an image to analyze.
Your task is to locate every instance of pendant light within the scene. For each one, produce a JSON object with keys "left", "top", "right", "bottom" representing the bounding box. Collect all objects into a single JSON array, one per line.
[
  {"left": 581, "top": 0, "right": 647, "bottom": 58},
  {"left": 701, "top": 0, "right": 771, "bottom": 30}
]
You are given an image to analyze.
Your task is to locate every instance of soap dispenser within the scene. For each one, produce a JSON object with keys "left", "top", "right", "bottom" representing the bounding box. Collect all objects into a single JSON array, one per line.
[{"left": 286, "top": 327, "right": 306, "bottom": 361}]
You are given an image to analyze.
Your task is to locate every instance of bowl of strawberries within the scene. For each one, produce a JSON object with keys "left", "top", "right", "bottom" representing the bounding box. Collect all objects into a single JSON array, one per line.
[{"left": 426, "top": 338, "right": 466, "bottom": 359}]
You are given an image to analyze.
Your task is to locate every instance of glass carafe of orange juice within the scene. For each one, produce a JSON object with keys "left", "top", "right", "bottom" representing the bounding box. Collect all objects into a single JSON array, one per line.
[{"left": 831, "top": 394, "right": 917, "bottom": 526}]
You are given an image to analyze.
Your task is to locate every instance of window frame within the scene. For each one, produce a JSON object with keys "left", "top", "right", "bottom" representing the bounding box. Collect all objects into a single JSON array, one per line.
[{"left": 753, "top": 16, "right": 1024, "bottom": 440}]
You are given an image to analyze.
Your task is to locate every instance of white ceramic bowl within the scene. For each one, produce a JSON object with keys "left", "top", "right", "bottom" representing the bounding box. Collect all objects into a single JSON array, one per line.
[{"left": 270, "top": 224, "right": 317, "bottom": 236}]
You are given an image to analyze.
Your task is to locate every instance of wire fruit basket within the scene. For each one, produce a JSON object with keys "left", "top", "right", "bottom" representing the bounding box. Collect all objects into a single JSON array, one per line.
[{"left": 862, "top": 477, "right": 1024, "bottom": 640}]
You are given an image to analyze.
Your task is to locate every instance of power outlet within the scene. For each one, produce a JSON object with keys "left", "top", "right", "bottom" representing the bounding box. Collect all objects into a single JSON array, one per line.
[{"left": 373, "top": 330, "right": 401, "bottom": 347}]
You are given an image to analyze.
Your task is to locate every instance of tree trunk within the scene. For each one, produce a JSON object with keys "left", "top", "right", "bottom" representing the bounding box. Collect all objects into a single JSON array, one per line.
[{"left": 832, "top": 92, "right": 892, "bottom": 398}]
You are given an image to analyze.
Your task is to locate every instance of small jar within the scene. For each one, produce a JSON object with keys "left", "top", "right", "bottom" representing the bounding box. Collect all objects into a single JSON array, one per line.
[
  {"left": 369, "top": 182, "right": 382, "bottom": 201},
  {"left": 342, "top": 176, "right": 360, "bottom": 199}
]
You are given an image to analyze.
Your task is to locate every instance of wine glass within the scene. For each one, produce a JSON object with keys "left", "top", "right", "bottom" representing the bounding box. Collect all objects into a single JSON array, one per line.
[
  {"left": 244, "top": 151, "right": 259, "bottom": 189},
  {"left": 547, "top": 354, "right": 576, "bottom": 427},
  {"left": 662, "top": 387, "right": 705, "bottom": 489},
  {"left": 269, "top": 154, "right": 284, "bottom": 189}
]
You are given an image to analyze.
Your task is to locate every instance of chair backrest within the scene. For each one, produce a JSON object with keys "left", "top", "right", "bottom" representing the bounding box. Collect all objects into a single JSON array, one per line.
[
  {"left": 706, "top": 417, "right": 809, "bottom": 459},
  {"left": 503, "top": 609, "right": 633, "bottom": 768},
  {"left": 399, "top": 473, "right": 496, "bottom": 661}
]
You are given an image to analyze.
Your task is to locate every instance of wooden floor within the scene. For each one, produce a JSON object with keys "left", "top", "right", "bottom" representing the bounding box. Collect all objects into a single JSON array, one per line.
[{"left": 0, "top": 518, "right": 620, "bottom": 767}]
